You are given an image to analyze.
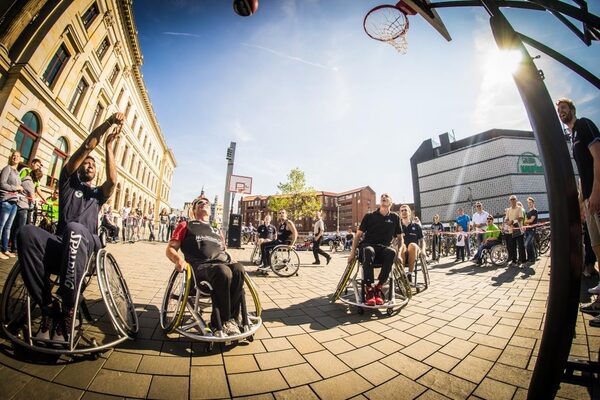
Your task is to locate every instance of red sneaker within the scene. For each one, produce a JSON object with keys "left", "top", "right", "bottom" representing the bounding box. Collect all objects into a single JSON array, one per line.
[
  {"left": 374, "top": 284, "right": 384, "bottom": 305},
  {"left": 365, "top": 286, "right": 376, "bottom": 306}
]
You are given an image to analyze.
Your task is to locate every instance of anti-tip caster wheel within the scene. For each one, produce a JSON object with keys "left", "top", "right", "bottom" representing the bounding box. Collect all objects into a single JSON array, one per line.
[
  {"left": 206, "top": 342, "right": 214, "bottom": 353},
  {"left": 357, "top": 307, "right": 364, "bottom": 315},
  {"left": 247, "top": 335, "right": 254, "bottom": 342},
  {"left": 386, "top": 308, "right": 393, "bottom": 316}
]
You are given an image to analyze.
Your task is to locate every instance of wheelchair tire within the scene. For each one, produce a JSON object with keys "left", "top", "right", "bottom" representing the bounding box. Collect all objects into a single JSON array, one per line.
[
  {"left": 419, "top": 252, "right": 430, "bottom": 290},
  {"left": 490, "top": 244, "right": 509, "bottom": 266},
  {"left": 331, "top": 259, "right": 357, "bottom": 303},
  {"left": 251, "top": 245, "right": 261, "bottom": 266},
  {"left": 97, "top": 251, "right": 139, "bottom": 338},
  {"left": 270, "top": 247, "right": 300, "bottom": 277},
  {"left": 0, "top": 262, "right": 28, "bottom": 337},
  {"left": 160, "top": 266, "right": 192, "bottom": 333},
  {"left": 392, "top": 262, "right": 412, "bottom": 301},
  {"left": 243, "top": 273, "right": 262, "bottom": 317},
  {"left": 99, "top": 226, "right": 108, "bottom": 248}
]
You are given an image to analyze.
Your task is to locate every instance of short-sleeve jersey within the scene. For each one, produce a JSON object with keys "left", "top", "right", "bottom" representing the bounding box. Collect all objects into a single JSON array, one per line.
[
  {"left": 526, "top": 208, "right": 538, "bottom": 228},
  {"left": 257, "top": 223, "right": 277, "bottom": 240},
  {"left": 484, "top": 224, "right": 501, "bottom": 241},
  {"left": 456, "top": 214, "right": 470, "bottom": 232},
  {"left": 58, "top": 168, "right": 106, "bottom": 235},
  {"left": 431, "top": 222, "right": 444, "bottom": 233},
  {"left": 401, "top": 222, "right": 423, "bottom": 246},
  {"left": 358, "top": 209, "right": 401, "bottom": 246},
  {"left": 171, "top": 220, "right": 228, "bottom": 265},
  {"left": 571, "top": 117, "right": 600, "bottom": 200},
  {"left": 278, "top": 220, "right": 293, "bottom": 243}
]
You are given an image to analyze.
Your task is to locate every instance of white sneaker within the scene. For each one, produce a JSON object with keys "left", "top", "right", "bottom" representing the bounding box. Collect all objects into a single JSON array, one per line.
[
  {"left": 0, "top": 253, "right": 8, "bottom": 260},
  {"left": 4, "top": 251, "right": 16, "bottom": 258},
  {"left": 589, "top": 284, "right": 600, "bottom": 294},
  {"left": 222, "top": 319, "right": 241, "bottom": 336}
]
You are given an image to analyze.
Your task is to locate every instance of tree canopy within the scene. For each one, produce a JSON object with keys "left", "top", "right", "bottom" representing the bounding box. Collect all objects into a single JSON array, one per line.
[{"left": 267, "top": 168, "right": 321, "bottom": 221}]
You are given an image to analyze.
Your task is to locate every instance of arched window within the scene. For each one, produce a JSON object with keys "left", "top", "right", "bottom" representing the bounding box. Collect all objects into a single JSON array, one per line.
[
  {"left": 114, "top": 183, "right": 121, "bottom": 209},
  {"left": 14, "top": 111, "right": 41, "bottom": 164},
  {"left": 46, "top": 137, "right": 69, "bottom": 188},
  {"left": 132, "top": 192, "right": 137, "bottom": 209}
]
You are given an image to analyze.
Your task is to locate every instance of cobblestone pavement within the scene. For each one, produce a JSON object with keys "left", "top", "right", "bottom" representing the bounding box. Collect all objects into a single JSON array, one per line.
[{"left": 0, "top": 241, "right": 596, "bottom": 399}]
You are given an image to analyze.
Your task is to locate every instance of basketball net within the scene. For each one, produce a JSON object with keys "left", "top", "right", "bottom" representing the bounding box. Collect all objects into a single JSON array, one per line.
[{"left": 364, "top": 4, "right": 410, "bottom": 54}]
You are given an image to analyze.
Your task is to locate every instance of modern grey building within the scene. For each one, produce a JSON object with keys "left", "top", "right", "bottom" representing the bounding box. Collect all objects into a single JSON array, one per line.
[{"left": 410, "top": 129, "right": 576, "bottom": 224}]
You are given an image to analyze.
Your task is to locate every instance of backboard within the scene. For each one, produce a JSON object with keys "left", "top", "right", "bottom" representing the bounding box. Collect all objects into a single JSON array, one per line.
[
  {"left": 228, "top": 174, "right": 252, "bottom": 194},
  {"left": 399, "top": 0, "right": 452, "bottom": 42}
]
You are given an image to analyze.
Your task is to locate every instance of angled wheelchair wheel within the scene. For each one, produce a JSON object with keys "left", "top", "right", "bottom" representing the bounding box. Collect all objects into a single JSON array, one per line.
[
  {"left": 490, "top": 244, "right": 509, "bottom": 266},
  {"left": 331, "top": 259, "right": 357, "bottom": 303},
  {"left": 97, "top": 250, "right": 138, "bottom": 338},
  {"left": 270, "top": 246, "right": 300, "bottom": 277},
  {"left": 393, "top": 261, "right": 412, "bottom": 301},
  {"left": 244, "top": 273, "right": 262, "bottom": 317},
  {"left": 98, "top": 226, "right": 108, "bottom": 248},
  {"left": 160, "top": 266, "right": 192, "bottom": 333},
  {"left": 0, "top": 262, "right": 28, "bottom": 338},
  {"left": 419, "top": 252, "right": 430, "bottom": 290},
  {"left": 251, "top": 245, "right": 262, "bottom": 266}
]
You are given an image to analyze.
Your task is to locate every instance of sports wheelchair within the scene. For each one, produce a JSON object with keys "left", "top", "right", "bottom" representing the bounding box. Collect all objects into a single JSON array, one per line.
[
  {"left": 330, "top": 249, "right": 411, "bottom": 316},
  {"left": 0, "top": 247, "right": 138, "bottom": 355},
  {"left": 476, "top": 235, "right": 509, "bottom": 266},
  {"left": 258, "top": 244, "right": 301, "bottom": 277},
  {"left": 160, "top": 263, "right": 262, "bottom": 351},
  {"left": 400, "top": 247, "right": 430, "bottom": 294}
]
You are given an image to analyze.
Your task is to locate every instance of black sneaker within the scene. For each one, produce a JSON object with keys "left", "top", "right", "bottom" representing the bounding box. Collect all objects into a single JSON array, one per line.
[
  {"left": 581, "top": 302, "right": 600, "bottom": 316},
  {"left": 589, "top": 315, "right": 600, "bottom": 327},
  {"left": 53, "top": 307, "right": 75, "bottom": 342},
  {"left": 312, "top": 261, "right": 321, "bottom": 265},
  {"left": 326, "top": 257, "right": 331, "bottom": 265},
  {"left": 35, "top": 314, "right": 52, "bottom": 340}
]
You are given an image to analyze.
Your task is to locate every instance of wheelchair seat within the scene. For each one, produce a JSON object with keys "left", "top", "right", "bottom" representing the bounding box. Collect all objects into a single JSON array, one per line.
[
  {"left": 0, "top": 248, "right": 138, "bottom": 355},
  {"left": 160, "top": 264, "right": 262, "bottom": 352}
]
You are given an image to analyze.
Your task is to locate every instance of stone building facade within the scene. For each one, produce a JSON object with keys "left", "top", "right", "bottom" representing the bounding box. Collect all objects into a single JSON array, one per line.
[{"left": 0, "top": 0, "right": 176, "bottom": 222}]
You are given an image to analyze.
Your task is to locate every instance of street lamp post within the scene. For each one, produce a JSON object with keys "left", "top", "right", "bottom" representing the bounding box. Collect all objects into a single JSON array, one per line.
[
  {"left": 222, "top": 142, "right": 236, "bottom": 237},
  {"left": 336, "top": 201, "right": 340, "bottom": 232}
]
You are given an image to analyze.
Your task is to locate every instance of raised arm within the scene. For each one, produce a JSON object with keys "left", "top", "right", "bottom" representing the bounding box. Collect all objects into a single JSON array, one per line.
[
  {"left": 63, "top": 112, "right": 124, "bottom": 176},
  {"left": 100, "top": 123, "right": 122, "bottom": 198}
]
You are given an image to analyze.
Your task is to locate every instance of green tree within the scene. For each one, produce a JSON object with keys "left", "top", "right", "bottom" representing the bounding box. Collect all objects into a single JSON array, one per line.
[{"left": 267, "top": 168, "right": 321, "bottom": 222}]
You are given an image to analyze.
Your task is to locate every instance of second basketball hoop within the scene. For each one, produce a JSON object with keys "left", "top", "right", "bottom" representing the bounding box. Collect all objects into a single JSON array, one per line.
[{"left": 364, "top": 3, "right": 414, "bottom": 54}]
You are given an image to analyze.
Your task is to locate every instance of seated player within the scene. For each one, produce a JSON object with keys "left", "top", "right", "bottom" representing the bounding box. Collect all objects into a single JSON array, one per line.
[
  {"left": 256, "top": 214, "right": 277, "bottom": 259},
  {"left": 166, "top": 196, "right": 244, "bottom": 336},
  {"left": 101, "top": 206, "right": 120, "bottom": 242},
  {"left": 349, "top": 193, "right": 402, "bottom": 306},
  {"left": 345, "top": 228, "right": 354, "bottom": 251},
  {"left": 472, "top": 216, "right": 502, "bottom": 265},
  {"left": 18, "top": 112, "right": 123, "bottom": 341},
  {"left": 399, "top": 205, "right": 424, "bottom": 282},
  {"left": 259, "top": 209, "right": 297, "bottom": 272}
]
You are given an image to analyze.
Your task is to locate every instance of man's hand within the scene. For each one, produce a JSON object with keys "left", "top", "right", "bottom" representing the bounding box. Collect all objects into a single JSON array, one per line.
[
  {"left": 348, "top": 251, "right": 356, "bottom": 263},
  {"left": 105, "top": 125, "right": 121, "bottom": 150},
  {"left": 589, "top": 189, "right": 600, "bottom": 214},
  {"left": 174, "top": 258, "right": 187, "bottom": 273},
  {"left": 108, "top": 112, "right": 125, "bottom": 126}
]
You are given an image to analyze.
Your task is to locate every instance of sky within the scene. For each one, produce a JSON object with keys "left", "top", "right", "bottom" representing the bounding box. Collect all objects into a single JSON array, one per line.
[{"left": 132, "top": 0, "right": 600, "bottom": 209}]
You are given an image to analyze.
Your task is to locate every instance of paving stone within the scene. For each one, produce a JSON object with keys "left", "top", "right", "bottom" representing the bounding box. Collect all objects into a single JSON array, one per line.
[
  {"left": 89, "top": 369, "right": 152, "bottom": 398},
  {"left": 556, "top": 381, "right": 593, "bottom": 400},
  {"left": 267, "top": 325, "right": 307, "bottom": 338},
  {"left": 137, "top": 354, "right": 190, "bottom": 375},
  {"left": 0, "top": 364, "right": 33, "bottom": 399},
  {"left": 365, "top": 372, "right": 427, "bottom": 400},
  {"left": 356, "top": 361, "right": 397, "bottom": 386},
  {"left": 369, "top": 338, "right": 403, "bottom": 355},
  {"left": 279, "top": 363, "right": 321, "bottom": 387},
  {"left": 469, "top": 333, "right": 509, "bottom": 350},
  {"left": 53, "top": 356, "right": 107, "bottom": 389},
  {"left": 19, "top": 360, "right": 65, "bottom": 381},
  {"left": 380, "top": 352, "right": 431, "bottom": 380},
  {"left": 304, "top": 350, "right": 351, "bottom": 378},
  {"left": 488, "top": 324, "right": 517, "bottom": 339},
  {"left": 229, "top": 370, "right": 288, "bottom": 397},
  {"left": 287, "top": 334, "right": 324, "bottom": 354},
  {"left": 224, "top": 354, "right": 260, "bottom": 373},
  {"left": 473, "top": 378, "right": 517, "bottom": 400},
  {"left": 450, "top": 355, "right": 494, "bottom": 383},
  {"left": 310, "top": 371, "right": 372, "bottom": 400},
  {"left": 255, "top": 348, "right": 305, "bottom": 370},
  {"left": 103, "top": 351, "right": 143, "bottom": 372},
  {"left": 383, "top": 329, "right": 420, "bottom": 346},
  {"left": 425, "top": 332, "right": 454, "bottom": 346},
  {"left": 190, "top": 366, "right": 230, "bottom": 399},
  {"left": 417, "top": 369, "right": 476, "bottom": 400},
  {"left": 323, "top": 338, "right": 356, "bottom": 354},
  {"left": 487, "top": 363, "right": 532, "bottom": 389},
  {"left": 274, "top": 385, "right": 319, "bottom": 400},
  {"left": 310, "top": 327, "right": 349, "bottom": 342},
  {"left": 344, "top": 330, "right": 385, "bottom": 348},
  {"left": 81, "top": 392, "right": 124, "bottom": 400},
  {"left": 437, "top": 326, "right": 474, "bottom": 341},
  {"left": 338, "top": 346, "right": 386, "bottom": 369},
  {"left": 424, "top": 352, "right": 461, "bottom": 372},
  {"left": 12, "top": 376, "right": 84, "bottom": 400},
  {"left": 262, "top": 337, "right": 294, "bottom": 352},
  {"left": 147, "top": 375, "right": 189, "bottom": 400},
  {"left": 401, "top": 340, "right": 442, "bottom": 361},
  {"left": 470, "top": 345, "right": 502, "bottom": 362},
  {"left": 497, "top": 345, "right": 532, "bottom": 368}
]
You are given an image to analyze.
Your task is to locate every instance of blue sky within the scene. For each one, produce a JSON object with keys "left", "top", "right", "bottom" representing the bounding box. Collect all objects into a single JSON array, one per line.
[{"left": 133, "top": 0, "right": 600, "bottom": 209}]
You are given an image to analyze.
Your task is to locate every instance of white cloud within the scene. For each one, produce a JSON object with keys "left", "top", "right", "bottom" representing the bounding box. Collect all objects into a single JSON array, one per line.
[
  {"left": 241, "top": 43, "right": 339, "bottom": 72},
  {"left": 162, "top": 31, "right": 201, "bottom": 38}
]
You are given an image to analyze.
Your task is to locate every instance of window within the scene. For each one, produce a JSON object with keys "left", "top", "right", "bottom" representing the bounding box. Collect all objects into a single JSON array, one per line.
[
  {"left": 81, "top": 2, "right": 99, "bottom": 28},
  {"left": 96, "top": 37, "right": 110, "bottom": 61},
  {"left": 131, "top": 114, "right": 137, "bottom": 130},
  {"left": 136, "top": 161, "right": 141, "bottom": 179},
  {"left": 109, "top": 63, "right": 120, "bottom": 85},
  {"left": 125, "top": 101, "right": 131, "bottom": 118},
  {"left": 137, "top": 126, "right": 142, "bottom": 140},
  {"left": 129, "top": 154, "right": 136, "bottom": 174},
  {"left": 68, "top": 78, "right": 89, "bottom": 114},
  {"left": 121, "top": 145, "right": 129, "bottom": 167},
  {"left": 47, "top": 137, "right": 69, "bottom": 188},
  {"left": 89, "top": 102, "right": 104, "bottom": 130},
  {"left": 117, "top": 88, "right": 125, "bottom": 105},
  {"left": 43, "top": 44, "right": 70, "bottom": 86},
  {"left": 114, "top": 183, "right": 121, "bottom": 209},
  {"left": 14, "top": 112, "right": 41, "bottom": 164}
]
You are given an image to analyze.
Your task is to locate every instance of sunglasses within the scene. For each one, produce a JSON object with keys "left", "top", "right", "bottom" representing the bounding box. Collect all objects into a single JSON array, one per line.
[{"left": 476, "top": 205, "right": 482, "bottom": 207}]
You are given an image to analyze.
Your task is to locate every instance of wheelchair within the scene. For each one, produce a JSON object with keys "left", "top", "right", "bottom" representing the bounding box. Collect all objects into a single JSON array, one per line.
[
  {"left": 477, "top": 235, "right": 509, "bottom": 266},
  {"left": 400, "top": 247, "right": 430, "bottom": 294},
  {"left": 330, "top": 249, "right": 411, "bottom": 316},
  {"left": 160, "top": 263, "right": 262, "bottom": 352},
  {"left": 98, "top": 225, "right": 119, "bottom": 245},
  {"left": 0, "top": 246, "right": 138, "bottom": 355},
  {"left": 250, "top": 241, "right": 262, "bottom": 266},
  {"left": 258, "top": 244, "right": 301, "bottom": 277}
]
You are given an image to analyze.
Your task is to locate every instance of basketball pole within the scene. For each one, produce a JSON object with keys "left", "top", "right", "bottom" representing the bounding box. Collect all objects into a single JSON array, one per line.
[
  {"left": 480, "top": 1, "right": 582, "bottom": 398},
  {"left": 223, "top": 142, "right": 236, "bottom": 238}
]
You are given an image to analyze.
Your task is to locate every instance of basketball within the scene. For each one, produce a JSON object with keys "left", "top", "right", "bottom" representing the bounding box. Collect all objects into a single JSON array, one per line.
[{"left": 233, "top": 0, "right": 258, "bottom": 17}]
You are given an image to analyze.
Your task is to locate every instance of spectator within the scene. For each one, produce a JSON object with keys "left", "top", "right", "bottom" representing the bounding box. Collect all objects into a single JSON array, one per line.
[
  {"left": 471, "top": 202, "right": 489, "bottom": 246},
  {"left": 11, "top": 168, "right": 42, "bottom": 253},
  {"left": 147, "top": 207, "right": 156, "bottom": 241},
  {"left": 345, "top": 228, "right": 354, "bottom": 251},
  {"left": 159, "top": 208, "right": 169, "bottom": 242},
  {"left": 524, "top": 197, "right": 539, "bottom": 263},
  {"left": 504, "top": 195, "right": 526, "bottom": 267},
  {"left": 18, "top": 158, "right": 44, "bottom": 224},
  {"left": 120, "top": 201, "right": 132, "bottom": 242},
  {"left": 431, "top": 214, "right": 444, "bottom": 262},
  {"left": 472, "top": 216, "right": 502, "bottom": 265},
  {"left": 455, "top": 207, "right": 471, "bottom": 257},
  {"left": 455, "top": 225, "right": 467, "bottom": 262},
  {"left": 0, "top": 150, "right": 23, "bottom": 259}
]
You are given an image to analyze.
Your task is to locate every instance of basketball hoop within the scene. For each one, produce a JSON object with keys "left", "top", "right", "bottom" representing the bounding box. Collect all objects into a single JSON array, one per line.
[{"left": 364, "top": 3, "right": 413, "bottom": 54}]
